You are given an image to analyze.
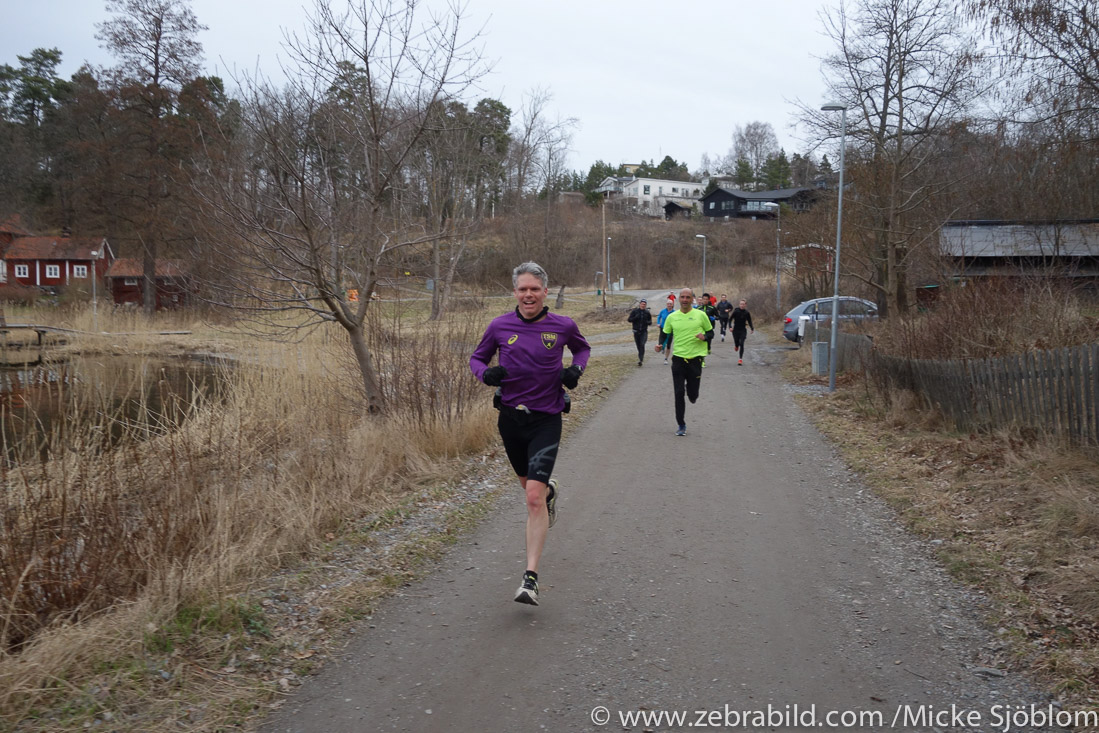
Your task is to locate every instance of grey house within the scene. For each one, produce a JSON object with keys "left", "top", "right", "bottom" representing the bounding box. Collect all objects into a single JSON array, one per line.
[{"left": 698, "top": 186, "right": 818, "bottom": 220}]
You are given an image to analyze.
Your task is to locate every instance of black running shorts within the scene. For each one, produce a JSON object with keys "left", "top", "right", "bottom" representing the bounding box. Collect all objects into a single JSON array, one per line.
[{"left": 497, "top": 407, "right": 562, "bottom": 485}]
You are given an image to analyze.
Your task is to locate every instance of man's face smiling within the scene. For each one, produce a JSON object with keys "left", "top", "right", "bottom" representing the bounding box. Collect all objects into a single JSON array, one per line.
[
  {"left": 514, "top": 273, "right": 548, "bottom": 319},
  {"left": 678, "top": 290, "right": 694, "bottom": 312}
]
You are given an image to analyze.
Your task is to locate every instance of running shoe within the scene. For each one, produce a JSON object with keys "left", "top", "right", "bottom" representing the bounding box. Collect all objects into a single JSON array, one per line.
[
  {"left": 546, "top": 479, "right": 559, "bottom": 528},
  {"left": 675, "top": 425, "right": 686, "bottom": 436},
  {"left": 514, "top": 572, "right": 539, "bottom": 605},
  {"left": 738, "top": 358, "right": 743, "bottom": 365}
]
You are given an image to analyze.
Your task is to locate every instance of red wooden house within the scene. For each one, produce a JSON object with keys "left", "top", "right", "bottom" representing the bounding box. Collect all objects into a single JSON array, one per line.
[
  {"left": 104, "top": 258, "right": 194, "bottom": 309},
  {"left": 1, "top": 235, "right": 113, "bottom": 291}
]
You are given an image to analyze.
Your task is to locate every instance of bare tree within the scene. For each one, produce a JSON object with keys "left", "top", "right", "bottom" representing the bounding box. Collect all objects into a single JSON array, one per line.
[
  {"left": 729, "top": 121, "right": 779, "bottom": 188},
  {"left": 195, "top": 0, "right": 485, "bottom": 413},
  {"left": 506, "top": 88, "right": 576, "bottom": 204},
  {"left": 802, "top": 0, "right": 987, "bottom": 316},
  {"left": 968, "top": 0, "right": 1099, "bottom": 133}
]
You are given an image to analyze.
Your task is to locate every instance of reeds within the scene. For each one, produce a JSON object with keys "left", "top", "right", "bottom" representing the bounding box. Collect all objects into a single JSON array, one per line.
[{"left": 0, "top": 305, "right": 496, "bottom": 725}]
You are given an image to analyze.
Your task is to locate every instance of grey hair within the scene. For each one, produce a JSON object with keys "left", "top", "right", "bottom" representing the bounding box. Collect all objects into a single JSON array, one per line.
[{"left": 513, "top": 261, "right": 549, "bottom": 289}]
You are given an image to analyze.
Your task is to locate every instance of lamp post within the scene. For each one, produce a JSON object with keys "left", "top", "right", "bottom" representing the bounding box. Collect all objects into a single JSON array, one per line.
[
  {"left": 695, "top": 234, "right": 706, "bottom": 294},
  {"left": 606, "top": 237, "right": 612, "bottom": 295},
  {"left": 821, "top": 102, "right": 848, "bottom": 392},
  {"left": 90, "top": 249, "right": 99, "bottom": 331},
  {"left": 763, "top": 202, "right": 781, "bottom": 311}
]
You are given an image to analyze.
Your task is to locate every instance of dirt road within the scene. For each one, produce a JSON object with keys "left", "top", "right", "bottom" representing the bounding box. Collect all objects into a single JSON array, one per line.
[{"left": 262, "top": 330, "right": 1054, "bottom": 732}]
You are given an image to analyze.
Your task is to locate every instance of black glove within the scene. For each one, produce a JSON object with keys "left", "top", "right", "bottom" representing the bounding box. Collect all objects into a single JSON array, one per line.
[
  {"left": 482, "top": 366, "right": 507, "bottom": 386},
  {"left": 561, "top": 364, "right": 583, "bottom": 390}
]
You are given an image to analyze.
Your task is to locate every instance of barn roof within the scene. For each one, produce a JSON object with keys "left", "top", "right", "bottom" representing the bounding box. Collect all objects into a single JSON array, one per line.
[{"left": 940, "top": 221, "right": 1099, "bottom": 258}]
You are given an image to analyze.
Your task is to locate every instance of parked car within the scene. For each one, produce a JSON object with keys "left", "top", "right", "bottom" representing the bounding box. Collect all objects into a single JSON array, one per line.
[{"left": 782, "top": 296, "right": 878, "bottom": 345}]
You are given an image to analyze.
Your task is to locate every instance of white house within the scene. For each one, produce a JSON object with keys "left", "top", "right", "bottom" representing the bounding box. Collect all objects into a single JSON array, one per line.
[{"left": 594, "top": 176, "right": 704, "bottom": 218}]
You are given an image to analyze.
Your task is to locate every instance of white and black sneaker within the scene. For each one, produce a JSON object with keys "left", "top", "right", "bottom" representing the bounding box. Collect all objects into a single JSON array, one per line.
[
  {"left": 514, "top": 571, "right": 539, "bottom": 605},
  {"left": 546, "top": 479, "right": 559, "bottom": 528}
]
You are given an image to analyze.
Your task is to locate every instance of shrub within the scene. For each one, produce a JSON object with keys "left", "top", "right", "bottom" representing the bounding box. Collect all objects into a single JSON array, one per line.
[
  {"left": 872, "top": 278, "right": 1099, "bottom": 361},
  {"left": 0, "top": 285, "right": 44, "bottom": 307}
]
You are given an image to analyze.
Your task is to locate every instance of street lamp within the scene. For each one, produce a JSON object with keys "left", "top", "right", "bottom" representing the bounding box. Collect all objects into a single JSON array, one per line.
[
  {"left": 821, "top": 102, "right": 848, "bottom": 392},
  {"left": 695, "top": 234, "right": 706, "bottom": 294},
  {"left": 763, "top": 202, "right": 781, "bottom": 311},
  {"left": 90, "top": 249, "right": 99, "bottom": 332},
  {"left": 606, "top": 237, "right": 612, "bottom": 295}
]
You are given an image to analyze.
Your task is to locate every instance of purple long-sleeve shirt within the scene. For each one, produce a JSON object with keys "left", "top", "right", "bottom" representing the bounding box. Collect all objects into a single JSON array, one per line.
[{"left": 470, "top": 309, "right": 591, "bottom": 414}]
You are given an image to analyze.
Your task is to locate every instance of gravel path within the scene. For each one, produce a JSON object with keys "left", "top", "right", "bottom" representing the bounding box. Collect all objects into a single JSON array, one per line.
[{"left": 260, "top": 330, "right": 1060, "bottom": 733}]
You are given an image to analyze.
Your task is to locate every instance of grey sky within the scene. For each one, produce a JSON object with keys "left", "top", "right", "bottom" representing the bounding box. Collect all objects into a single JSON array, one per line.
[{"left": 5, "top": 0, "right": 838, "bottom": 174}]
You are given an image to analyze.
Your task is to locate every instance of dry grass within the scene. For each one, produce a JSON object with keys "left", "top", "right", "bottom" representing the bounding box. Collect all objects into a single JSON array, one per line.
[
  {"left": 0, "top": 311, "right": 496, "bottom": 725},
  {"left": 872, "top": 279, "right": 1099, "bottom": 360}
]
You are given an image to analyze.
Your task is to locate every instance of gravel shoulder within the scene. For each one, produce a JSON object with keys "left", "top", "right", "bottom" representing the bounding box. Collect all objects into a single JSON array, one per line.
[{"left": 259, "top": 329, "right": 1060, "bottom": 733}]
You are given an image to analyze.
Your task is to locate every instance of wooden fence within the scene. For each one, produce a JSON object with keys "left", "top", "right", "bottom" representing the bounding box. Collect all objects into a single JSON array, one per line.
[
  {"left": 802, "top": 325, "right": 875, "bottom": 374},
  {"left": 868, "top": 342, "right": 1099, "bottom": 445}
]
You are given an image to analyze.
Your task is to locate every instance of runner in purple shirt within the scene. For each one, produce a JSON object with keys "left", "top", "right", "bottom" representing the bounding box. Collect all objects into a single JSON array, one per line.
[{"left": 470, "top": 262, "right": 591, "bottom": 605}]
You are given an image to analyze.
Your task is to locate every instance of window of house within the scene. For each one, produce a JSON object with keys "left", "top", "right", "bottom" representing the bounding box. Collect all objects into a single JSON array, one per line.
[
  {"left": 658, "top": 187, "right": 663, "bottom": 195},
  {"left": 74, "top": 265, "right": 88, "bottom": 278},
  {"left": 709, "top": 202, "right": 715, "bottom": 210},
  {"left": 124, "top": 278, "right": 138, "bottom": 286},
  {"left": 672, "top": 187, "right": 679, "bottom": 194},
  {"left": 15, "top": 265, "right": 28, "bottom": 278},
  {"left": 643, "top": 185, "right": 650, "bottom": 195},
  {"left": 46, "top": 265, "right": 60, "bottom": 279}
]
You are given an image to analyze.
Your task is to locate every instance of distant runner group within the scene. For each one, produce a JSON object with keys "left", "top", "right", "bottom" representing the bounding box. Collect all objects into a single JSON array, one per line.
[{"left": 470, "top": 263, "right": 753, "bottom": 606}]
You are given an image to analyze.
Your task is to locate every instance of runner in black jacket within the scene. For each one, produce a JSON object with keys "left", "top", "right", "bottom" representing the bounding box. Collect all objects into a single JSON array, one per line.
[
  {"left": 700, "top": 293, "right": 717, "bottom": 355},
  {"left": 627, "top": 299, "right": 653, "bottom": 365},
  {"left": 716, "top": 294, "right": 734, "bottom": 341},
  {"left": 730, "top": 299, "right": 754, "bottom": 365}
]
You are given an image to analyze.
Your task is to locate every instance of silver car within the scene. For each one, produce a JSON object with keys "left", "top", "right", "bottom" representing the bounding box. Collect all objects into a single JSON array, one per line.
[{"left": 782, "top": 296, "right": 878, "bottom": 345}]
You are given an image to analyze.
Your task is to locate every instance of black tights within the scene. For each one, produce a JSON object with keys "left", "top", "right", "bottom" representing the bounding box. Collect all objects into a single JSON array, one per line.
[
  {"left": 670, "top": 355, "right": 703, "bottom": 425},
  {"left": 733, "top": 330, "right": 746, "bottom": 358}
]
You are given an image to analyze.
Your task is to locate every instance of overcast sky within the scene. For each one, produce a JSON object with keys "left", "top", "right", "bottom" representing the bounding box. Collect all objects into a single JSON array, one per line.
[{"left": 5, "top": 0, "right": 840, "bottom": 174}]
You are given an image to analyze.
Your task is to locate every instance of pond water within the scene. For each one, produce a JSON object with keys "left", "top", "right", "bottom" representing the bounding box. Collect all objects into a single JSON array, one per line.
[{"left": 0, "top": 352, "right": 229, "bottom": 464}]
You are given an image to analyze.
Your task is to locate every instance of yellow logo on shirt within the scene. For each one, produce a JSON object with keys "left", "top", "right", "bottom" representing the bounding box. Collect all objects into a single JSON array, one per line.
[
  {"left": 507, "top": 334, "right": 518, "bottom": 345},
  {"left": 541, "top": 332, "right": 558, "bottom": 349}
]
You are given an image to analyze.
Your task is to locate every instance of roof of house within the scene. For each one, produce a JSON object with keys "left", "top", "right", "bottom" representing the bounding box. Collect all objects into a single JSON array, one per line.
[
  {"left": 701, "top": 186, "right": 814, "bottom": 202},
  {"left": 105, "top": 258, "right": 190, "bottom": 278},
  {"left": 940, "top": 221, "right": 1099, "bottom": 258},
  {"left": 4, "top": 236, "right": 106, "bottom": 261},
  {"left": 0, "top": 215, "right": 34, "bottom": 237}
]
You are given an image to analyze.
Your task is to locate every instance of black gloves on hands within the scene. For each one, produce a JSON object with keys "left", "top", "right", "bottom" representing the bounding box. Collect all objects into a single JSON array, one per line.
[
  {"left": 561, "top": 364, "right": 583, "bottom": 390},
  {"left": 482, "top": 366, "right": 508, "bottom": 386}
]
